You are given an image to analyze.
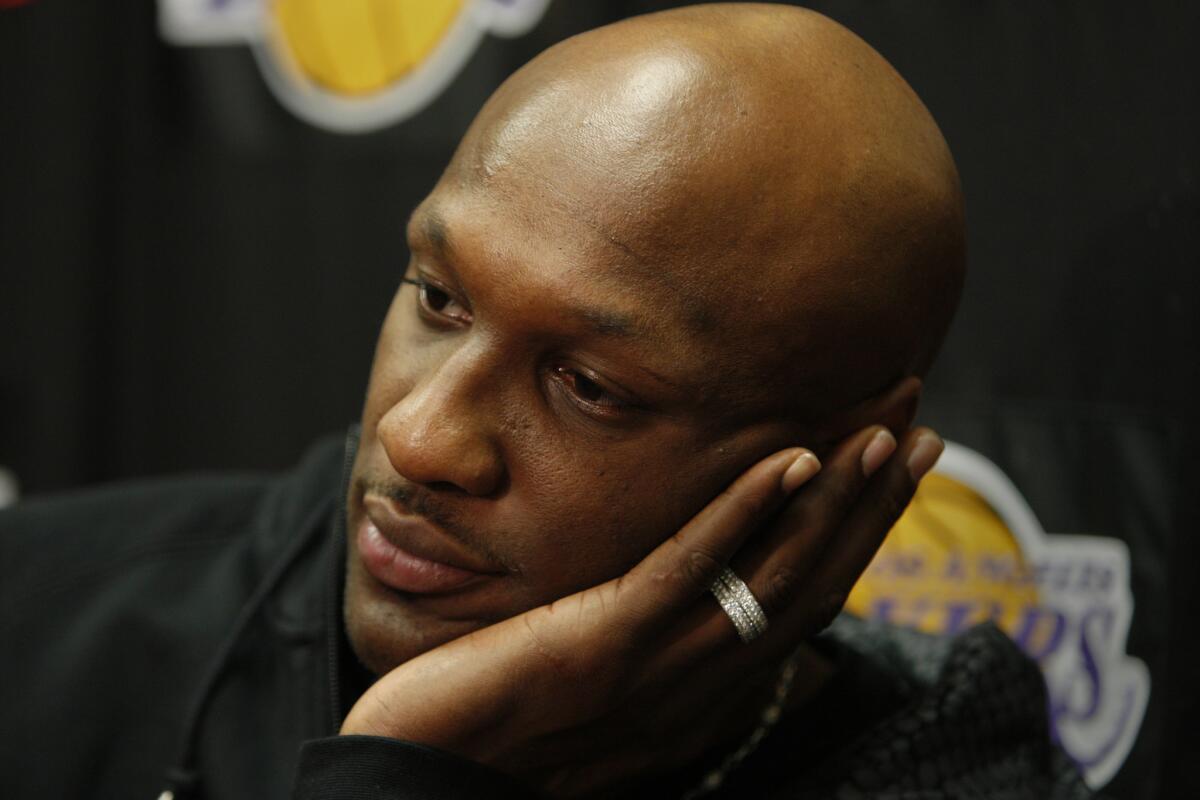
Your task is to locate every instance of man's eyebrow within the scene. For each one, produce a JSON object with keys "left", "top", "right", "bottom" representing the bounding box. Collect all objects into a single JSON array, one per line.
[
  {"left": 574, "top": 306, "right": 642, "bottom": 339},
  {"left": 573, "top": 305, "right": 685, "bottom": 387},
  {"left": 409, "top": 207, "right": 452, "bottom": 258},
  {"left": 408, "top": 207, "right": 682, "bottom": 388},
  {"left": 411, "top": 207, "right": 640, "bottom": 336}
]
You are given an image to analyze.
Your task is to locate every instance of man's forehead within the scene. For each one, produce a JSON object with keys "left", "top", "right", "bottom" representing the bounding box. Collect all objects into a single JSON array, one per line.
[
  {"left": 463, "top": 47, "right": 725, "bottom": 185},
  {"left": 442, "top": 55, "right": 779, "bottom": 288}
]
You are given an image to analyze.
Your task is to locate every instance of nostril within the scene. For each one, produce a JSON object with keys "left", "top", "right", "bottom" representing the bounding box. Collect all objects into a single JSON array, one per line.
[{"left": 426, "top": 480, "right": 463, "bottom": 494}]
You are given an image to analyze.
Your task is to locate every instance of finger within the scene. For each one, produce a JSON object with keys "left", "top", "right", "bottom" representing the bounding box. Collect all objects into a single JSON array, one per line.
[
  {"left": 771, "top": 427, "right": 944, "bottom": 638},
  {"left": 727, "top": 425, "right": 900, "bottom": 618},
  {"left": 617, "top": 446, "right": 821, "bottom": 627},
  {"left": 638, "top": 426, "right": 898, "bottom": 668},
  {"left": 650, "top": 428, "right": 940, "bottom": 679}
]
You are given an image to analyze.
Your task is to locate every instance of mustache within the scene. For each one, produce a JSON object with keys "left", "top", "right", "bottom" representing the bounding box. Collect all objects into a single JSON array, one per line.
[{"left": 355, "top": 475, "right": 518, "bottom": 574}]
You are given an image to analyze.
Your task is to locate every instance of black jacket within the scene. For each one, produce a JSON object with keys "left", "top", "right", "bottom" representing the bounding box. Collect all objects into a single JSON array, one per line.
[{"left": 0, "top": 431, "right": 1091, "bottom": 799}]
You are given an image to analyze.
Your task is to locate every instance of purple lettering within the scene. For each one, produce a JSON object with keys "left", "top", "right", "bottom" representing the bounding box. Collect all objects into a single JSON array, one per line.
[{"left": 1013, "top": 605, "right": 1067, "bottom": 661}]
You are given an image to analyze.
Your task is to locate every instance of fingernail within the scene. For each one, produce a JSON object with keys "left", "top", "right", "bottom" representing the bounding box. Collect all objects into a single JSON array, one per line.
[
  {"left": 861, "top": 429, "right": 897, "bottom": 478},
  {"left": 781, "top": 451, "right": 821, "bottom": 493},
  {"left": 906, "top": 432, "right": 944, "bottom": 482}
]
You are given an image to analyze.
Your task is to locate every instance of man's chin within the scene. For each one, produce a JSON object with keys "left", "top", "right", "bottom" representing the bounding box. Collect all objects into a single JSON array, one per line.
[{"left": 343, "top": 563, "right": 494, "bottom": 676}]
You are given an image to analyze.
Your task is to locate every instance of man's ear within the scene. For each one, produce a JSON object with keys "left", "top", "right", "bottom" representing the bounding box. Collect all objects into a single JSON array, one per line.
[{"left": 812, "top": 375, "right": 923, "bottom": 448}]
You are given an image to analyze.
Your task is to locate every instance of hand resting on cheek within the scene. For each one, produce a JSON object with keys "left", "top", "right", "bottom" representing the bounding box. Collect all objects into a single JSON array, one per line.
[{"left": 341, "top": 424, "right": 944, "bottom": 798}]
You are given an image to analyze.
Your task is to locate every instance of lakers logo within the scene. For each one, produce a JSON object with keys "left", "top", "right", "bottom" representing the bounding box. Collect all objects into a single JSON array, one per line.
[
  {"left": 847, "top": 441, "right": 1149, "bottom": 788},
  {"left": 159, "top": 0, "right": 551, "bottom": 132}
]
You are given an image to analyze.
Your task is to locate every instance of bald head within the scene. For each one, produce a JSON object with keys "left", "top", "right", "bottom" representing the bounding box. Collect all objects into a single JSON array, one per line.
[{"left": 434, "top": 3, "right": 964, "bottom": 432}]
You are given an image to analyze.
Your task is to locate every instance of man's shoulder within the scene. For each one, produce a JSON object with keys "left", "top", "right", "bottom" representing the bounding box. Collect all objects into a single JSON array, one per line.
[{"left": 0, "top": 433, "right": 350, "bottom": 798}]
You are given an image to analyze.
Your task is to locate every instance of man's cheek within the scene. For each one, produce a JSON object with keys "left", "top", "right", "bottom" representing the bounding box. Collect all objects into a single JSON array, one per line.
[
  {"left": 580, "top": 479, "right": 696, "bottom": 575},
  {"left": 586, "top": 443, "right": 730, "bottom": 551},
  {"left": 512, "top": 488, "right": 657, "bottom": 594}
]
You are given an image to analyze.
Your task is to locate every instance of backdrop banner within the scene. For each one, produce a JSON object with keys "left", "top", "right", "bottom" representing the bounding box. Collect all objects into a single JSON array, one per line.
[{"left": 1, "top": 1, "right": 1194, "bottom": 796}]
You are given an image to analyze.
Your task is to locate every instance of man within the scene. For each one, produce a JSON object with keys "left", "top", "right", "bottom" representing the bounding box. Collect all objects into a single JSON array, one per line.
[{"left": 0, "top": 4, "right": 1088, "bottom": 799}]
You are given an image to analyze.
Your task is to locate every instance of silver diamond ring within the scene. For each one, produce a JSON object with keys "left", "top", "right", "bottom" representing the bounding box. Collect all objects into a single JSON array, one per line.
[{"left": 709, "top": 567, "right": 768, "bottom": 643}]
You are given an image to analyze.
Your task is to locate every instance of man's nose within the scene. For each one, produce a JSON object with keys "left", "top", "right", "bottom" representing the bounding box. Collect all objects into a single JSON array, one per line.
[{"left": 376, "top": 350, "right": 506, "bottom": 497}]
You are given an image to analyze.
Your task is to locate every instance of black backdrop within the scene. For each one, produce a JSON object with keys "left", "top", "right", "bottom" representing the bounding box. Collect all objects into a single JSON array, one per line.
[{"left": 1, "top": 1, "right": 1195, "bottom": 796}]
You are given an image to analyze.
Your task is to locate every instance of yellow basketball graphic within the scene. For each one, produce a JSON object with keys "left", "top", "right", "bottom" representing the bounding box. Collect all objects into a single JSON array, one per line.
[
  {"left": 156, "top": 0, "right": 551, "bottom": 131},
  {"left": 274, "top": 0, "right": 465, "bottom": 95},
  {"left": 846, "top": 472, "right": 1043, "bottom": 639}
]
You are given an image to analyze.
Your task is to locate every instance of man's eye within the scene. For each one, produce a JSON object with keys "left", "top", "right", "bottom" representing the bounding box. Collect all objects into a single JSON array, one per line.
[
  {"left": 402, "top": 276, "right": 471, "bottom": 324},
  {"left": 552, "top": 366, "right": 629, "bottom": 414},
  {"left": 422, "top": 283, "right": 451, "bottom": 312}
]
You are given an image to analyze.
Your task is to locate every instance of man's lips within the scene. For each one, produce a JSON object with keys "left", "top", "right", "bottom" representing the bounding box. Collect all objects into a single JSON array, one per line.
[{"left": 357, "top": 494, "right": 502, "bottom": 595}]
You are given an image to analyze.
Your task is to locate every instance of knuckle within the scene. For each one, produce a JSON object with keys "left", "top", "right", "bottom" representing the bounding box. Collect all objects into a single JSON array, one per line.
[
  {"left": 522, "top": 613, "right": 563, "bottom": 663},
  {"left": 878, "top": 484, "right": 913, "bottom": 526},
  {"left": 522, "top": 612, "right": 592, "bottom": 681},
  {"left": 759, "top": 566, "right": 803, "bottom": 614},
  {"left": 680, "top": 545, "right": 724, "bottom": 589},
  {"left": 816, "top": 591, "right": 848, "bottom": 632}
]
